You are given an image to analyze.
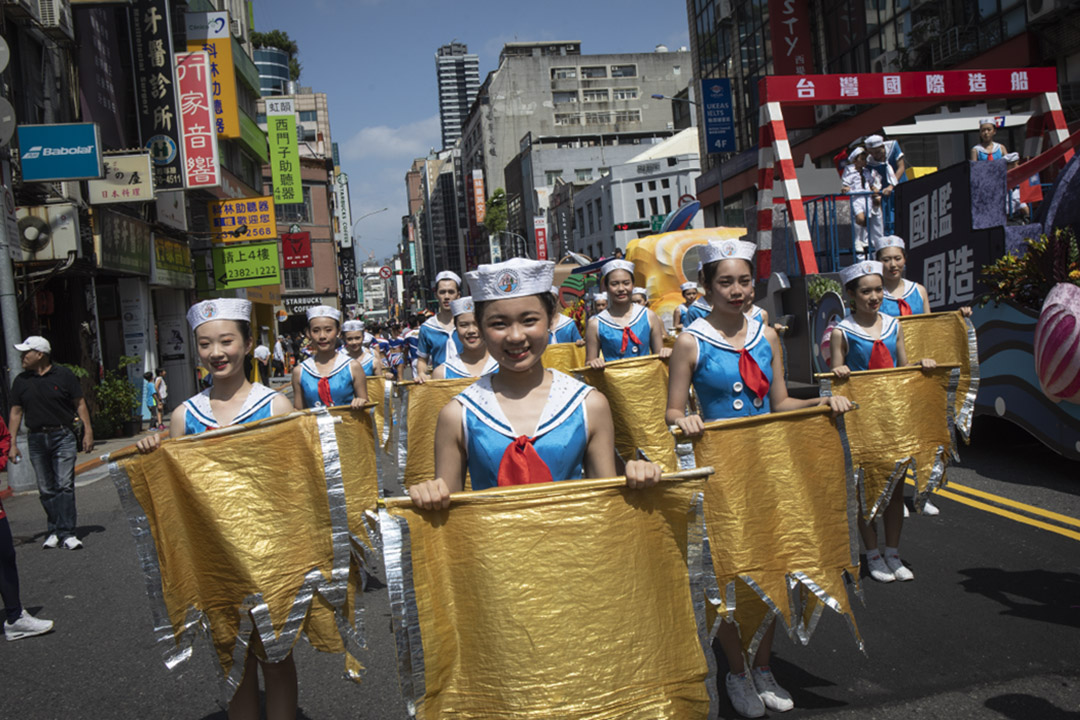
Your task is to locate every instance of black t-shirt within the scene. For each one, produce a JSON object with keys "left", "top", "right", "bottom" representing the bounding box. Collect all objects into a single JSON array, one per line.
[{"left": 10, "top": 364, "right": 84, "bottom": 430}]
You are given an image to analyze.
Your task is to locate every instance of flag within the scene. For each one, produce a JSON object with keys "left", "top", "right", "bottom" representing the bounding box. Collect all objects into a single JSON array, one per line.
[
  {"left": 392, "top": 378, "right": 477, "bottom": 488},
  {"left": 897, "top": 311, "right": 979, "bottom": 440}
]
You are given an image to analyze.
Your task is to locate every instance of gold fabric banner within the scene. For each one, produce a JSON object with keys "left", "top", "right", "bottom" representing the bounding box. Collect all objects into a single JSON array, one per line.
[
  {"left": 541, "top": 342, "right": 586, "bottom": 375},
  {"left": 578, "top": 356, "right": 679, "bottom": 472},
  {"left": 393, "top": 378, "right": 476, "bottom": 488},
  {"left": 109, "top": 410, "right": 372, "bottom": 698},
  {"left": 897, "top": 311, "right": 979, "bottom": 441},
  {"left": 366, "top": 376, "right": 388, "bottom": 445},
  {"left": 821, "top": 366, "right": 959, "bottom": 520},
  {"left": 382, "top": 478, "right": 716, "bottom": 719},
  {"left": 686, "top": 406, "right": 862, "bottom": 656}
]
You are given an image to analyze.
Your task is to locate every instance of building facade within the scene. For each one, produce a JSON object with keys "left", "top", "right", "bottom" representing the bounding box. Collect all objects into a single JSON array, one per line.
[{"left": 436, "top": 42, "right": 480, "bottom": 149}]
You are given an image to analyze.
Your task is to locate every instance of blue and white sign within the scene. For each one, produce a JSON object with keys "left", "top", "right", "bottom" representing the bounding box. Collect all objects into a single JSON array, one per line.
[
  {"left": 17, "top": 123, "right": 103, "bottom": 182},
  {"left": 701, "top": 78, "right": 736, "bottom": 154}
]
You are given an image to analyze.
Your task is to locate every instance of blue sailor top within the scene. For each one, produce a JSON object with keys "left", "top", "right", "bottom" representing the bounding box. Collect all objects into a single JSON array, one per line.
[
  {"left": 747, "top": 304, "right": 766, "bottom": 323},
  {"left": 416, "top": 316, "right": 462, "bottom": 368},
  {"left": 974, "top": 142, "right": 1004, "bottom": 162},
  {"left": 678, "top": 304, "right": 691, "bottom": 327},
  {"left": 338, "top": 348, "right": 376, "bottom": 377},
  {"left": 456, "top": 370, "right": 592, "bottom": 490},
  {"left": 181, "top": 382, "right": 280, "bottom": 435},
  {"left": 684, "top": 317, "right": 773, "bottom": 421},
  {"left": 595, "top": 304, "right": 653, "bottom": 360},
  {"left": 549, "top": 314, "right": 583, "bottom": 344},
  {"left": 298, "top": 355, "right": 356, "bottom": 408},
  {"left": 836, "top": 313, "right": 899, "bottom": 372},
  {"left": 686, "top": 298, "right": 712, "bottom": 324},
  {"left": 881, "top": 279, "right": 926, "bottom": 317},
  {"left": 442, "top": 353, "right": 499, "bottom": 380}
]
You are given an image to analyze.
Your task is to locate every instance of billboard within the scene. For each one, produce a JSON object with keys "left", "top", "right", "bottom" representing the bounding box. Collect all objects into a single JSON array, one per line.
[
  {"left": 266, "top": 97, "right": 302, "bottom": 204},
  {"left": 700, "top": 78, "right": 736, "bottom": 154},
  {"left": 175, "top": 51, "right": 221, "bottom": 188},
  {"left": 185, "top": 12, "right": 240, "bottom": 138},
  {"left": 533, "top": 215, "right": 548, "bottom": 260},
  {"left": 283, "top": 231, "right": 313, "bottom": 268},
  {"left": 17, "top": 123, "right": 103, "bottom": 182},
  {"left": 211, "top": 241, "right": 281, "bottom": 289},
  {"left": 132, "top": 0, "right": 184, "bottom": 190},
  {"left": 472, "top": 168, "right": 486, "bottom": 224},
  {"left": 208, "top": 196, "right": 276, "bottom": 241},
  {"left": 88, "top": 153, "right": 152, "bottom": 203}
]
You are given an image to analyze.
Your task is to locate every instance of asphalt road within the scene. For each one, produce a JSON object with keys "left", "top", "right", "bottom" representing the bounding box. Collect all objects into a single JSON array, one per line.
[{"left": 1, "top": 416, "right": 1077, "bottom": 719}]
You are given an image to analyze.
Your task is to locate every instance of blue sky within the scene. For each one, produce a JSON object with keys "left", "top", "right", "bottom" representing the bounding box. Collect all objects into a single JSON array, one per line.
[{"left": 251, "top": 0, "right": 691, "bottom": 261}]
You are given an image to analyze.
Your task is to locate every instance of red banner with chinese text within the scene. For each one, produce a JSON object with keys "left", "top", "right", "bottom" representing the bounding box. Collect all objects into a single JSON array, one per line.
[
  {"left": 768, "top": 0, "right": 816, "bottom": 128},
  {"left": 283, "top": 232, "right": 313, "bottom": 269}
]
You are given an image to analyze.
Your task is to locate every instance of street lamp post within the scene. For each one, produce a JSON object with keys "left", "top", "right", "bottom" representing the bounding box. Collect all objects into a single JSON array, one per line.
[
  {"left": 651, "top": 93, "right": 699, "bottom": 105},
  {"left": 347, "top": 207, "right": 387, "bottom": 317},
  {"left": 500, "top": 230, "right": 529, "bottom": 259}
]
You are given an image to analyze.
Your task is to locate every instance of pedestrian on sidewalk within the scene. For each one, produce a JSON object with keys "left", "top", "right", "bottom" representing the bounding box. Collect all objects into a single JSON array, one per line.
[
  {"left": 6, "top": 336, "right": 93, "bottom": 550},
  {"left": 143, "top": 372, "right": 160, "bottom": 431},
  {"left": 154, "top": 369, "right": 169, "bottom": 418},
  {"left": 0, "top": 416, "right": 54, "bottom": 640}
]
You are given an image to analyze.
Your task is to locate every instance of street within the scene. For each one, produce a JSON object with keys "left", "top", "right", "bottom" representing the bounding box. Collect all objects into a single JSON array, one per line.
[{"left": 1, "top": 418, "right": 1077, "bottom": 719}]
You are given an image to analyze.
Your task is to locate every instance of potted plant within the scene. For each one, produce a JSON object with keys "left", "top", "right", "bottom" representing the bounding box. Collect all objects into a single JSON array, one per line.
[{"left": 94, "top": 355, "right": 142, "bottom": 438}]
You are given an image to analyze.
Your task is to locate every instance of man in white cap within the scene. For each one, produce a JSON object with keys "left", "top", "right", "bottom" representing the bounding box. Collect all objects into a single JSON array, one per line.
[{"left": 6, "top": 336, "right": 93, "bottom": 550}]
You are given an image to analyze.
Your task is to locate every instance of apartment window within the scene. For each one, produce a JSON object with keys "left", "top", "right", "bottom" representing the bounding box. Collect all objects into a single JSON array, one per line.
[
  {"left": 581, "top": 66, "right": 607, "bottom": 78},
  {"left": 636, "top": 198, "right": 646, "bottom": 219},
  {"left": 587, "top": 202, "right": 595, "bottom": 234},
  {"left": 545, "top": 170, "right": 564, "bottom": 185},
  {"left": 661, "top": 178, "right": 670, "bottom": 189},
  {"left": 302, "top": 127, "right": 317, "bottom": 141},
  {"left": 610, "top": 64, "right": 637, "bottom": 78},
  {"left": 612, "top": 88, "right": 639, "bottom": 101},
  {"left": 554, "top": 113, "right": 580, "bottom": 126},
  {"left": 275, "top": 186, "right": 313, "bottom": 224},
  {"left": 553, "top": 91, "right": 578, "bottom": 104},
  {"left": 299, "top": 110, "right": 318, "bottom": 122},
  {"left": 576, "top": 208, "right": 585, "bottom": 234},
  {"left": 663, "top": 195, "right": 672, "bottom": 213},
  {"left": 255, "top": 112, "right": 267, "bottom": 124},
  {"left": 648, "top": 181, "right": 657, "bottom": 191},
  {"left": 595, "top": 198, "right": 603, "bottom": 225},
  {"left": 583, "top": 89, "right": 609, "bottom": 103},
  {"left": 649, "top": 197, "right": 659, "bottom": 215},
  {"left": 635, "top": 182, "right": 644, "bottom": 193},
  {"left": 284, "top": 267, "right": 314, "bottom": 291},
  {"left": 584, "top": 112, "right": 610, "bottom": 125},
  {"left": 551, "top": 67, "right": 577, "bottom": 79},
  {"left": 575, "top": 168, "right": 593, "bottom": 182},
  {"left": 614, "top": 110, "right": 641, "bottom": 123}
]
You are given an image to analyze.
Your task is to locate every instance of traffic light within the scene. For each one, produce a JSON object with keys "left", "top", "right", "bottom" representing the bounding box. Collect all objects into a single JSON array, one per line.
[{"left": 613, "top": 220, "right": 651, "bottom": 232}]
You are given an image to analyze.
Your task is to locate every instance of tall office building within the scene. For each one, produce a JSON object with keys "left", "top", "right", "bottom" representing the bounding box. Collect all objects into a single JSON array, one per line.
[{"left": 436, "top": 42, "right": 480, "bottom": 148}]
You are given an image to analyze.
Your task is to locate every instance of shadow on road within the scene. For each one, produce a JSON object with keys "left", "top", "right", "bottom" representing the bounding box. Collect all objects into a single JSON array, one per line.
[
  {"left": 984, "top": 692, "right": 1079, "bottom": 719},
  {"left": 962, "top": 418, "right": 1080, "bottom": 497},
  {"left": 958, "top": 567, "right": 1080, "bottom": 629}
]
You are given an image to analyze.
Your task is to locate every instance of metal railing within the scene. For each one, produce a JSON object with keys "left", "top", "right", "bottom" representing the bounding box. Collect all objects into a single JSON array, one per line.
[{"left": 772, "top": 192, "right": 895, "bottom": 276}]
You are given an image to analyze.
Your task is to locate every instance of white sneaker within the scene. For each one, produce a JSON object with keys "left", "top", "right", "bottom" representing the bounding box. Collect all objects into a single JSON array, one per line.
[
  {"left": 866, "top": 553, "right": 895, "bottom": 583},
  {"left": 903, "top": 503, "right": 910, "bottom": 518},
  {"left": 62, "top": 536, "right": 83, "bottom": 551},
  {"left": 42, "top": 534, "right": 59, "bottom": 549},
  {"left": 751, "top": 666, "right": 795, "bottom": 712},
  {"left": 884, "top": 552, "right": 914, "bottom": 581},
  {"left": 922, "top": 499, "right": 940, "bottom": 516},
  {"left": 726, "top": 671, "right": 766, "bottom": 718},
  {"left": 4, "top": 610, "right": 54, "bottom": 641}
]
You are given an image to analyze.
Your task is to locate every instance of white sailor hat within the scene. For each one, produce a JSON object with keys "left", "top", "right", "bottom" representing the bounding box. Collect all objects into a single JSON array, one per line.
[
  {"left": 465, "top": 258, "right": 555, "bottom": 303},
  {"left": 875, "top": 235, "right": 905, "bottom": 252},
  {"left": 700, "top": 238, "right": 757, "bottom": 266},
  {"left": 593, "top": 292, "right": 608, "bottom": 303},
  {"left": 632, "top": 286, "right": 647, "bottom": 296},
  {"left": 434, "top": 270, "right": 462, "bottom": 288},
  {"left": 450, "top": 296, "right": 475, "bottom": 317},
  {"left": 864, "top": 134, "right": 885, "bottom": 148},
  {"left": 342, "top": 320, "right": 364, "bottom": 333},
  {"left": 840, "top": 260, "right": 884, "bottom": 287},
  {"left": 550, "top": 285, "right": 560, "bottom": 296},
  {"left": 1004, "top": 152, "right": 1020, "bottom": 163},
  {"left": 306, "top": 305, "right": 342, "bottom": 323},
  {"left": 978, "top": 117, "right": 997, "bottom": 128},
  {"left": 680, "top": 281, "right": 698, "bottom": 292},
  {"left": 600, "top": 259, "right": 635, "bottom": 279},
  {"left": 848, "top": 147, "right": 866, "bottom": 161},
  {"left": 187, "top": 298, "right": 251, "bottom": 331}
]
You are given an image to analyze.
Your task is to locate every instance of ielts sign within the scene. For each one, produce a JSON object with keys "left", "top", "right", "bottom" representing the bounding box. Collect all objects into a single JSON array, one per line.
[{"left": 17, "top": 123, "right": 103, "bottom": 182}]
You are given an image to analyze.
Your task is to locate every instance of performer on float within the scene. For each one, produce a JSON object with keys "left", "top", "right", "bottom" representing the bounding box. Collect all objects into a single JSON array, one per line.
[
  {"left": 665, "top": 239, "right": 852, "bottom": 719},
  {"left": 830, "top": 261, "right": 937, "bottom": 584},
  {"left": 592, "top": 291, "right": 608, "bottom": 315},
  {"left": 416, "top": 271, "right": 464, "bottom": 381},
  {"left": 630, "top": 286, "right": 648, "bottom": 306},
  {"left": 548, "top": 286, "right": 585, "bottom": 345},
  {"left": 408, "top": 258, "right": 661, "bottom": 509},
  {"left": 430, "top": 297, "right": 499, "bottom": 380},
  {"left": 585, "top": 260, "right": 669, "bottom": 368},
  {"left": 672, "top": 281, "right": 699, "bottom": 333},
  {"left": 970, "top": 118, "right": 1007, "bottom": 162},
  {"left": 135, "top": 299, "right": 297, "bottom": 719},
  {"left": 291, "top": 306, "right": 368, "bottom": 410},
  {"left": 340, "top": 319, "right": 385, "bottom": 379}
]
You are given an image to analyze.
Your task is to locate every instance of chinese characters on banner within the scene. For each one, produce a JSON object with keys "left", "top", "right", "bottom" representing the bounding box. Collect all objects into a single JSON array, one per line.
[
  {"left": 185, "top": 12, "right": 240, "bottom": 138},
  {"left": 175, "top": 51, "right": 221, "bottom": 189},
  {"left": 768, "top": 0, "right": 816, "bottom": 127},
  {"left": 283, "top": 231, "right": 313, "bottom": 268},
  {"left": 533, "top": 215, "right": 548, "bottom": 260},
  {"left": 208, "top": 196, "right": 277, "bottom": 241},
  {"left": 472, "top": 169, "right": 486, "bottom": 224},
  {"left": 267, "top": 98, "right": 302, "bottom": 204},
  {"left": 88, "top": 154, "right": 154, "bottom": 204},
  {"left": 132, "top": 0, "right": 184, "bottom": 190}
]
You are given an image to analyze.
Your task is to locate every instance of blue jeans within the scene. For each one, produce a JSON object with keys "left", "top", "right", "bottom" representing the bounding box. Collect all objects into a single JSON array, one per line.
[{"left": 27, "top": 428, "right": 78, "bottom": 539}]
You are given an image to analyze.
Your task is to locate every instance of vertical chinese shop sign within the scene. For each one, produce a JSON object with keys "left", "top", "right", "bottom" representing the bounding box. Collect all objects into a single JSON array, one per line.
[
  {"left": 132, "top": 0, "right": 184, "bottom": 190},
  {"left": 185, "top": 12, "right": 240, "bottom": 138},
  {"left": 267, "top": 97, "right": 302, "bottom": 204},
  {"left": 175, "top": 51, "right": 221, "bottom": 188}
]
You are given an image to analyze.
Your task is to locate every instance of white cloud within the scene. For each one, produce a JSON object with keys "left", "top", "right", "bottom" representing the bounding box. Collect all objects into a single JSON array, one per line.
[{"left": 341, "top": 115, "right": 440, "bottom": 161}]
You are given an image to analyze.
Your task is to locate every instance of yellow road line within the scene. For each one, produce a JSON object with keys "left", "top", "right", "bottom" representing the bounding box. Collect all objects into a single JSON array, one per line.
[
  {"left": 932, "top": 488, "right": 1080, "bottom": 543},
  {"left": 905, "top": 479, "right": 1080, "bottom": 530}
]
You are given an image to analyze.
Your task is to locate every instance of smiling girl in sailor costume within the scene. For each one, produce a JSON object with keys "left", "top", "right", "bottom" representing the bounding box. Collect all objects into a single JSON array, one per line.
[
  {"left": 685, "top": 262, "right": 714, "bottom": 325},
  {"left": 340, "top": 319, "right": 384, "bottom": 378},
  {"left": 673, "top": 281, "right": 699, "bottom": 333},
  {"left": 665, "top": 239, "right": 852, "bottom": 719},
  {"left": 408, "top": 258, "right": 661, "bottom": 510},
  {"left": 548, "top": 286, "right": 585, "bottom": 345},
  {"left": 830, "top": 260, "right": 937, "bottom": 585},
  {"left": 875, "top": 236, "right": 930, "bottom": 317},
  {"left": 291, "top": 306, "right": 368, "bottom": 410},
  {"left": 416, "top": 270, "right": 465, "bottom": 381},
  {"left": 135, "top": 299, "right": 297, "bottom": 719},
  {"left": 430, "top": 297, "right": 499, "bottom": 380},
  {"left": 585, "top": 260, "right": 669, "bottom": 368}
]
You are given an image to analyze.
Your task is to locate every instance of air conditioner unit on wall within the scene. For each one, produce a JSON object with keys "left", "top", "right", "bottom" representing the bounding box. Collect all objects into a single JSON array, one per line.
[
  {"left": 2, "top": 0, "right": 40, "bottom": 22},
  {"left": 37, "top": 0, "right": 74, "bottom": 42},
  {"left": 14, "top": 203, "right": 80, "bottom": 262},
  {"left": 1028, "top": 0, "right": 1065, "bottom": 23}
]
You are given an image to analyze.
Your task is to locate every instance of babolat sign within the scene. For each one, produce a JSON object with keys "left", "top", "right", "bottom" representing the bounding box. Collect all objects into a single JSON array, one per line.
[{"left": 17, "top": 123, "right": 103, "bottom": 182}]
